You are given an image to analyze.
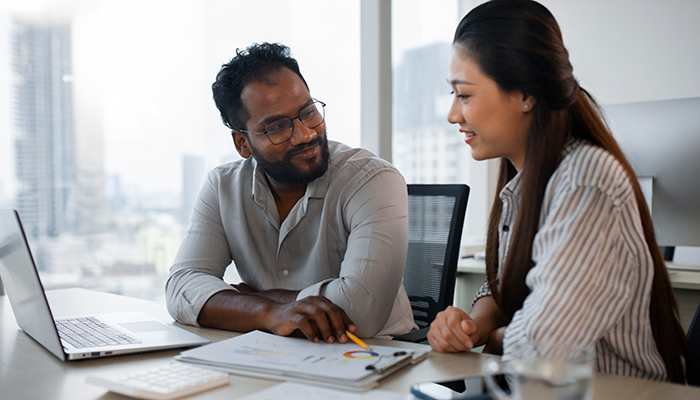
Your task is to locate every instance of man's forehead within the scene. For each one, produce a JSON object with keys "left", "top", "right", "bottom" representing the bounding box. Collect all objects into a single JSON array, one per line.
[
  {"left": 250, "top": 67, "right": 286, "bottom": 86},
  {"left": 241, "top": 69, "right": 310, "bottom": 118},
  {"left": 242, "top": 67, "right": 303, "bottom": 95}
]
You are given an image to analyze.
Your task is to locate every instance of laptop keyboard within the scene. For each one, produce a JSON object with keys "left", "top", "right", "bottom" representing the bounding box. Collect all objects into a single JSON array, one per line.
[{"left": 55, "top": 316, "right": 142, "bottom": 349}]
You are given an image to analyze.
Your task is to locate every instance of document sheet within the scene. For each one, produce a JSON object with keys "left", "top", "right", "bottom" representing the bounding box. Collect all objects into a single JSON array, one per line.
[{"left": 176, "top": 330, "right": 429, "bottom": 390}]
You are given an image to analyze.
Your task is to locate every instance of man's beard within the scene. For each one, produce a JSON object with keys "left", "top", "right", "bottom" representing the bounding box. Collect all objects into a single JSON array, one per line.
[{"left": 250, "top": 134, "right": 331, "bottom": 185}]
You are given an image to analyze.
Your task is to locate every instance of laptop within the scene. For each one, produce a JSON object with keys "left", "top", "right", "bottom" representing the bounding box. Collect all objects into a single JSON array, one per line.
[{"left": 0, "top": 208, "right": 210, "bottom": 361}]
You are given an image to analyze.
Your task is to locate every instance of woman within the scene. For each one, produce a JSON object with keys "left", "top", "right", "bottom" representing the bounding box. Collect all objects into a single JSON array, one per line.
[{"left": 427, "top": 0, "right": 692, "bottom": 383}]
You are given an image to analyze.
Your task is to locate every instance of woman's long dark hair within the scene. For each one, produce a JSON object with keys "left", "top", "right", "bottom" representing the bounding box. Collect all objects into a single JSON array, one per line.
[{"left": 454, "top": 0, "right": 692, "bottom": 383}]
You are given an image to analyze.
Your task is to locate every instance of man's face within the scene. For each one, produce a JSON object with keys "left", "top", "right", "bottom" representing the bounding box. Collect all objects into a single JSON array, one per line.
[{"left": 235, "top": 67, "right": 330, "bottom": 185}]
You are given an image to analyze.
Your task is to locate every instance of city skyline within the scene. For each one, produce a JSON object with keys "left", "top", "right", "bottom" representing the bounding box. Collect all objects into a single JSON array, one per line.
[
  {"left": 0, "top": 0, "right": 462, "bottom": 207},
  {"left": 0, "top": 0, "right": 490, "bottom": 303},
  {"left": 0, "top": 1, "right": 366, "bottom": 302},
  {"left": 0, "top": 0, "right": 363, "bottom": 206}
]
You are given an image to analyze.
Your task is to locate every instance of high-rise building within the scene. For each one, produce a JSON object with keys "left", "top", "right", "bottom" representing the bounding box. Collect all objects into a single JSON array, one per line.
[
  {"left": 11, "top": 18, "right": 77, "bottom": 238},
  {"left": 392, "top": 42, "right": 491, "bottom": 246},
  {"left": 392, "top": 42, "right": 471, "bottom": 184}
]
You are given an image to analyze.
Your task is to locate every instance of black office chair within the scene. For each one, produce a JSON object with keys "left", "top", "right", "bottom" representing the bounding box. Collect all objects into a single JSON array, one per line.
[
  {"left": 687, "top": 301, "right": 700, "bottom": 386},
  {"left": 393, "top": 184, "right": 469, "bottom": 343}
]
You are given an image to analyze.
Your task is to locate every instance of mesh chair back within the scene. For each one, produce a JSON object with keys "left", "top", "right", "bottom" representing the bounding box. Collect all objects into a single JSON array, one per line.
[
  {"left": 402, "top": 184, "right": 469, "bottom": 329},
  {"left": 688, "top": 301, "right": 700, "bottom": 386}
]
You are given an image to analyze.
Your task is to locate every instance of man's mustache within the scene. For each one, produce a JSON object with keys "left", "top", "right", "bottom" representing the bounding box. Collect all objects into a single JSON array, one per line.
[{"left": 286, "top": 136, "right": 325, "bottom": 158}]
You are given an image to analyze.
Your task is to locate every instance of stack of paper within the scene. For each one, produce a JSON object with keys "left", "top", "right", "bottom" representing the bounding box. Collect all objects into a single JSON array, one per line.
[{"left": 176, "top": 330, "right": 429, "bottom": 391}]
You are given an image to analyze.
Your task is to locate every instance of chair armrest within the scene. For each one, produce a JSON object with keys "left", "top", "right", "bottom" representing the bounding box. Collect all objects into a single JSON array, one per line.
[{"left": 393, "top": 326, "right": 430, "bottom": 343}]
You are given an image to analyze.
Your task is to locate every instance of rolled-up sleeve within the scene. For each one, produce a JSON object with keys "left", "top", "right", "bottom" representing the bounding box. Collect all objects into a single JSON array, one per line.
[
  {"left": 472, "top": 278, "right": 492, "bottom": 306},
  {"left": 165, "top": 171, "right": 237, "bottom": 326},
  {"left": 297, "top": 168, "right": 409, "bottom": 337}
]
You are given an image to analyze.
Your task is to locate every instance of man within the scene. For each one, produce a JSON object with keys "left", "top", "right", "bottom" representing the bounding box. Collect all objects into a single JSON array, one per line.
[{"left": 166, "top": 42, "right": 416, "bottom": 343}]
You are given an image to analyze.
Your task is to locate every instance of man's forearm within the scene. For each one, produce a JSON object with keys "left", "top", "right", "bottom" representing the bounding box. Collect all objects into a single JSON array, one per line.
[
  {"left": 198, "top": 290, "right": 275, "bottom": 331},
  {"left": 250, "top": 289, "right": 299, "bottom": 304},
  {"left": 231, "top": 283, "right": 299, "bottom": 304}
]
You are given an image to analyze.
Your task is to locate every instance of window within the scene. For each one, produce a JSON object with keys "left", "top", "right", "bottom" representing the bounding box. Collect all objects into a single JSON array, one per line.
[
  {"left": 391, "top": 0, "right": 491, "bottom": 252},
  {"left": 0, "top": 0, "right": 360, "bottom": 301}
]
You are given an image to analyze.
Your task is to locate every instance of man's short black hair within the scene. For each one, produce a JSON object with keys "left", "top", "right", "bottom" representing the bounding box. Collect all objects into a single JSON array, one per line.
[{"left": 212, "top": 42, "right": 309, "bottom": 131}]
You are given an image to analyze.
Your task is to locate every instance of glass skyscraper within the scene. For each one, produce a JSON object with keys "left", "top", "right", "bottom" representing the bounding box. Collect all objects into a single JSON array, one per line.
[{"left": 12, "top": 18, "right": 77, "bottom": 238}]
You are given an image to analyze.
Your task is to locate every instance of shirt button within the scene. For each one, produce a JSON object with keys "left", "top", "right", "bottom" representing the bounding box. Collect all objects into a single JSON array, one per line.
[
  {"left": 502, "top": 225, "right": 510, "bottom": 232},
  {"left": 282, "top": 269, "right": 289, "bottom": 276}
]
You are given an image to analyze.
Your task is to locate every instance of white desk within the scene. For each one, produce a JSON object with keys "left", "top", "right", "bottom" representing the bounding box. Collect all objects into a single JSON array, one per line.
[{"left": 2, "top": 288, "right": 699, "bottom": 399}]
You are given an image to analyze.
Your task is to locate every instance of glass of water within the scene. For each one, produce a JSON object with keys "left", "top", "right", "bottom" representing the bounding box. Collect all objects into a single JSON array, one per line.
[{"left": 483, "top": 342, "right": 595, "bottom": 400}]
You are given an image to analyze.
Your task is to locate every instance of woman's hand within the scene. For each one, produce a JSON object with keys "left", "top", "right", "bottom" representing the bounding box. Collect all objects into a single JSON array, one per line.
[
  {"left": 427, "top": 296, "right": 510, "bottom": 354},
  {"left": 427, "top": 306, "right": 481, "bottom": 353}
]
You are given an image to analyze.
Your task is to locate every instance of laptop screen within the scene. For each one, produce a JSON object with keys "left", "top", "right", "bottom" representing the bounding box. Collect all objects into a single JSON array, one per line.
[{"left": 0, "top": 209, "right": 67, "bottom": 360}]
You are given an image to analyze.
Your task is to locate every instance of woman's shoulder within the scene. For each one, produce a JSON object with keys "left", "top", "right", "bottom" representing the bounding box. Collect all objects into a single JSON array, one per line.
[{"left": 554, "top": 139, "right": 634, "bottom": 201}]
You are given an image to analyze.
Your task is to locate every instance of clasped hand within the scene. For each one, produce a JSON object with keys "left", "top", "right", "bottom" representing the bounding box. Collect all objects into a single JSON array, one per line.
[
  {"left": 427, "top": 305, "right": 507, "bottom": 355},
  {"left": 427, "top": 306, "right": 481, "bottom": 353}
]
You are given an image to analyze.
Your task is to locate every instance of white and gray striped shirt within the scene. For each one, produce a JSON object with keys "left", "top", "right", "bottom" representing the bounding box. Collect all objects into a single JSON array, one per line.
[{"left": 475, "top": 139, "right": 667, "bottom": 381}]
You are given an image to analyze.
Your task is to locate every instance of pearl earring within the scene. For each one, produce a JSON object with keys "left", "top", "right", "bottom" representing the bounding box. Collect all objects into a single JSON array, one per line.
[{"left": 524, "top": 104, "right": 529, "bottom": 110}]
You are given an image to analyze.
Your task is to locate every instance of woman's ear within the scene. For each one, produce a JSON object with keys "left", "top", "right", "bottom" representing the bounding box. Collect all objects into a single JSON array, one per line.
[
  {"left": 522, "top": 93, "right": 536, "bottom": 113},
  {"left": 232, "top": 130, "right": 252, "bottom": 158}
]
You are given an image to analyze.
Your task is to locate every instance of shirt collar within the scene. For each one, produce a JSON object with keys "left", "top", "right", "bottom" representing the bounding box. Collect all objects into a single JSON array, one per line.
[
  {"left": 251, "top": 159, "right": 269, "bottom": 207},
  {"left": 500, "top": 169, "right": 523, "bottom": 201},
  {"left": 498, "top": 137, "right": 582, "bottom": 201}
]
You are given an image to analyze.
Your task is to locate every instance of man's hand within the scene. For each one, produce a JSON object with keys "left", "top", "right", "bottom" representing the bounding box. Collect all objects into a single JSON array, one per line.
[
  {"left": 198, "top": 290, "right": 357, "bottom": 344},
  {"left": 264, "top": 296, "right": 356, "bottom": 343},
  {"left": 427, "top": 306, "right": 480, "bottom": 353}
]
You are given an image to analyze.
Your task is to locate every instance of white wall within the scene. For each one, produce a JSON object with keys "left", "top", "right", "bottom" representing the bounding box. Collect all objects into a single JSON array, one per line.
[
  {"left": 545, "top": 0, "right": 700, "bottom": 105},
  {"left": 543, "top": 0, "right": 700, "bottom": 263},
  {"left": 460, "top": 0, "right": 700, "bottom": 105}
]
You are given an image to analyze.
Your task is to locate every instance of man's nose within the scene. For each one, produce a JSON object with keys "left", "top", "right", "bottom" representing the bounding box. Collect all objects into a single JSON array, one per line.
[{"left": 289, "top": 117, "right": 319, "bottom": 145}]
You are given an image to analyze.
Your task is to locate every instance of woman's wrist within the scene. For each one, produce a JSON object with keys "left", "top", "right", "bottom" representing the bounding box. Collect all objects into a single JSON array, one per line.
[
  {"left": 483, "top": 326, "right": 506, "bottom": 355},
  {"left": 468, "top": 296, "right": 509, "bottom": 346}
]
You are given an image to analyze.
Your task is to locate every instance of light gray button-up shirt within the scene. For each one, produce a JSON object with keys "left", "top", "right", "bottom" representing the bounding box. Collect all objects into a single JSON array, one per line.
[{"left": 166, "top": 141, "right": 417, "bottom": 338}]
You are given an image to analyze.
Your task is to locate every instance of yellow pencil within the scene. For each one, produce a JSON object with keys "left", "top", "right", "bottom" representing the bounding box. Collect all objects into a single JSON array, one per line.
[{"left": 345, "top": 330, "right": 372, "bottom": 351}]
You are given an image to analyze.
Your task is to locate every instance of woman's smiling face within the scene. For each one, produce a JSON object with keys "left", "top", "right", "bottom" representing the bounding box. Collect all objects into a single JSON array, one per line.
[{"left": 447, "top": 47, "right": 535, "bottom": 172}]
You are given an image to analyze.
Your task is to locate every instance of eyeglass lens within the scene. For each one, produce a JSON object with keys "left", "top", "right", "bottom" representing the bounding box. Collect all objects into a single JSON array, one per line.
[{"left": 266, "top": 101, "right": 325, "bottom": 144}]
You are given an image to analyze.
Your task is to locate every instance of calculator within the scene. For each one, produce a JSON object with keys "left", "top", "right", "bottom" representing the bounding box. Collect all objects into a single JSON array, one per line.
[{"left": 86, "top": 362, "right": 229, "bottom": 400}]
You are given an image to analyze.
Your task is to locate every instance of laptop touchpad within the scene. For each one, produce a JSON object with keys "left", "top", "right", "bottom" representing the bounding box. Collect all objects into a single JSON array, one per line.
[{"left": 119, "top": 321, "right": 170, "bottom": 332}]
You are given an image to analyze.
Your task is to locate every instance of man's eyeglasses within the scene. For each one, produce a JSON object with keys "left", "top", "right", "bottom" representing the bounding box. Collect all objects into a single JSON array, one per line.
[{"left": 237, "top": 100, "right": 326, "bottom": 145}]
